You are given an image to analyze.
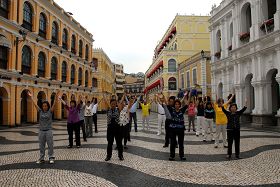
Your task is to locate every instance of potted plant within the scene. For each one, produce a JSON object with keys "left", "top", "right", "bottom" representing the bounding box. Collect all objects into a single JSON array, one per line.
[
  {"left": 239, "top": 32, "right": 250, "bottom": 42},
  {"left": 260, "top": 18, "right": 274, "bottom": 33}
]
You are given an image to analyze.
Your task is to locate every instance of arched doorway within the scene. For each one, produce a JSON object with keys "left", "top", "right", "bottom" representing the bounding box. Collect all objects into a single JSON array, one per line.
[
  {"left": 245, "top": 74, "right": 255, "bottom": 113},
  {"left": 0, "top": 87, "right": 9, "bottom": 125},
  {"left": 266, "top": 69, "right": 279, "bottom": 114},
  {"left": 61, "top": 94, "right": 68, "bottom": 119},
  {"left": 218, "top": 82, "right": 223, "bottom": 99},
  {"left": 37, "top": 91, "right": 46, "bottom": 121},
  {"left": 21, "top": 90, "right": 30, "bottom": 123}
]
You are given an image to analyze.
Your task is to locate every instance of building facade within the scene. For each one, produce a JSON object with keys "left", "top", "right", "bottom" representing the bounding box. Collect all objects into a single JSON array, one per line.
[
  {"left": 92, "top": 48, "right": 115, "bottom": 111},
  {"left": 144, "top": 15, "right": 210, "bottom": 111},
  {"left": 0, "top": 0, "right": 95, "bottom": 126},
  {"left": 210, "top": 0, "right": 280, "bottom": 126},
  {"left": 124, "top": 73, "right": 144, "bottom": 95},
  {"left": 113, "top": 63, "right": 125, "bottom": 97},
  {"left": 178, "top": 51, "right": 212, "bottom": 96}
]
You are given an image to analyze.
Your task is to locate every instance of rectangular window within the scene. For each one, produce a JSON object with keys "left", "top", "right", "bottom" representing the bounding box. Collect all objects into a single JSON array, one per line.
[
  {"left": 181, "top": 74, "right": 184, "bottom": 89},
  {"left": 186, "top": 71, "right": 190, "bottom": 89},
  {"left": 192, "top": 68, "right": 197, "bottom": 85},
  {"left": 0, "top": 46, "right": 8, "bottom": 69}
]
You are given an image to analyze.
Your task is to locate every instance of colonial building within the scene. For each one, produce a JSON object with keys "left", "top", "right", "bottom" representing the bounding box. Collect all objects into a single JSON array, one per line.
[
  {"left": 124, "top": 73, "right": 144, "bottom": 95},
  {"left": 0, "top": 0, "right": 95, "bottom": 126},
  {"left": 113, "top": 63, "right": 125, "bottom": 97},
  {"left": 92, "top": 48, "right": 115, "bottom": 111},
  {"left": 209, "top": 0, "right": 280, "bottom": 126},
  {"left": 144, "top": 15, "right": 210, "bottom": 111},
  {"left": 178, "top": 51, "right": 212, "bottom": 96}
]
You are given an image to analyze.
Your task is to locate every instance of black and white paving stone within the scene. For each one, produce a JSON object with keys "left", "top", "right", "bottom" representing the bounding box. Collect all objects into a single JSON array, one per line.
[{"left": 0, "top": 111, "right": 279, "bottom": 187}]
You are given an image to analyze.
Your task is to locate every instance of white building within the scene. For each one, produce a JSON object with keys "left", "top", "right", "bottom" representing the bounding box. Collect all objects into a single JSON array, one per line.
[
  {"left": 210, "top": 0, "right": 280, "bottom": 126},
  {"left": 113, "top": 63, "right": 125, "bottom": 97}
]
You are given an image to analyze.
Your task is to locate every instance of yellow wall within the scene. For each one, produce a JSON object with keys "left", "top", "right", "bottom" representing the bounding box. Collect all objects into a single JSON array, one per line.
[
  {"left": 92, "top": 49, "right": 115, "bottom": 111},
  {"left": 0, "top": 0, "right": 95, "bottom": 126}
]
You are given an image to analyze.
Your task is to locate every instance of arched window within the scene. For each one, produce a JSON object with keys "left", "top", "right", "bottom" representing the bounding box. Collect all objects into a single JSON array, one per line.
[
  {"left": 79, "top": 40, "right": 83, "bottom": 58},
  {"left": 78, "top": 67, "right": 82, "bottom": 85},
  {"left": 241, "top": 3, "right": 252, "bottom": 33},
  {"left": 92, "top": 78, "right": 97, "bottom": 88},
  {"left": 216, "top": 30, "right": 221, "bottom": 52},
  {"left": 51, "top": 57, "right": 57, "bottom": 80},
  {"left": 267, "top": 0, "right": 276, "bottom": 19},
  {"left": 51, "top": 22, "right": 59, "bottom": 45},
  {"left": 71, "top": 65, "right": 75, "bottom": 84},
  {"left": 22, "top": 2, "right": 33, "bottom": 31},
  {"left": 85, "top": 70, "right": 88, "bottom": 87},
  {"left": 168, "top": 77, "right": 177, "bottom": 90},
  {"left": 38, "top": 52, "right": 46, "bottom": 77},
  {"left": 0, "top": 0, "right": 9, "bottom": 18},
  {"left": 0, "top": 37, "right": 8, "bottom": 69},
  {"left": 61, "top": 61, "right": 67, "bottom": 82},
  {"left": 85, "top": 44, "right": 89, "bottom": 61},
  {"left": 62, "top": 29, "right": 68, "bottom": 50},
  {"left": 21, "top": 45, "right": 32, "bottom": 74},
  {"left": 168, "top": 59, "right": 176, "bottom": 72},
  {"left": 39, "top": 13, "right": 47, "bottom": 39},
  {"left": 71, "top": 35, "right": 76, "bottom": 54}
]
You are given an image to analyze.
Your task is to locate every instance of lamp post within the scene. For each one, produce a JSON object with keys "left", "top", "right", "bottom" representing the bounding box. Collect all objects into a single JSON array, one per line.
[{"left": 15, "top": 30, "right": 27, "bottom": 74}]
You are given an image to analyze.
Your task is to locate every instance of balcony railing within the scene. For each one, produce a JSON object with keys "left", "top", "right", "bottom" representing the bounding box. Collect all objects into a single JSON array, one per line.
[{"left": 260, "top": 18, "right": 274, "bottom": 34}]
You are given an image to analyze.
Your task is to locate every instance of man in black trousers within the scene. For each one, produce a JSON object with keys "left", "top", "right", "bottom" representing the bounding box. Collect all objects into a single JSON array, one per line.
[{"left": 163, "top": 96, "right": 176, "bottom": 148}]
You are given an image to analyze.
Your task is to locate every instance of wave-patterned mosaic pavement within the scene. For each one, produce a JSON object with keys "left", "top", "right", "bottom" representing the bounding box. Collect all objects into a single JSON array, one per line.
[{"left": 0, "top": 111, "right": 280, "bottom": 187}]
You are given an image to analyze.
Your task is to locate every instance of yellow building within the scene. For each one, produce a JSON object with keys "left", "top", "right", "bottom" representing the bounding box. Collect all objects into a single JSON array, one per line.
[
  {"left": 92, "top": 48, "right": 115, "bottom": 111},
  {"left": 178, "top": 51, "right": 212, "bottom": 96},
  {"left": 144, "top": 15, "right": 210, "bottom": 111},
  {"left": 0, "top": 0, "right": 95, "bottom": 126}
]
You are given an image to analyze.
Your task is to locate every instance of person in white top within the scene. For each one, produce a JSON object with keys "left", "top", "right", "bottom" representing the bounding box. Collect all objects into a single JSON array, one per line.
[
  {"left": 91, "top": 97, "right": 99, "bottom": 133},
  {"left": 84, "top": 97, "right": 94, "bottom": 138},
  {"left": 119, "top": 93, "right": 132, "bottom": 149},
  {"left": 155, "top": 94, "right": 166, "bottom": 136}
]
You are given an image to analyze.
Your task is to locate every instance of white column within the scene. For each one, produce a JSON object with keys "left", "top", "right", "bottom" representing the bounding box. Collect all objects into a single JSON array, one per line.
[
  {"left": 211, "top": 71, "right": 216, "bottom": 100},
  {"left": 276, "top": 77, "right": 280, "bottom": 116},
  {"left": 220, "top": 21, "right": 226, "bottom": 59},
  {"left": 225, "top": 67, "right": 230, "bottom": 97},
  {"left": 274, "top": 0, "right": 280, "bottom": 30},
  {"left": 251, "top": 0, "right": 261, "bottom": 40},
  {"left": 252, "top": 81, "right": 267, "bottom": 115},
  {"left": 234, "top": 83, "right": 245, "bottom": 108},
  {"left": 232, "top": 2, "right": 241, "bottom": 49}
]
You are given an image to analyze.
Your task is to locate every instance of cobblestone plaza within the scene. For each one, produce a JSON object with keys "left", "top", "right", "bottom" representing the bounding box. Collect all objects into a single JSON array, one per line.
[{"left": 0, "top": 111, "right": 279, "bottom": 187}]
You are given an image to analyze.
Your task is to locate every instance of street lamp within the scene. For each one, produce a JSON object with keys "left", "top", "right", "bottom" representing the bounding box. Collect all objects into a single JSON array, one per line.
[{"left": 15, "top": 30, "right": 28, "bottom": 75}]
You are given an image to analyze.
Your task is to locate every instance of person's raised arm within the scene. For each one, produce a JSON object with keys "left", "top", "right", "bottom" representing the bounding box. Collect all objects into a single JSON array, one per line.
[
  {"left": 225, "top": 94, "right": 235, "bottom": 106},
  {"left": 222, "top": 106, "right": 230, "bottom": 116},
  {"left": 27, "top": 91, "right": 40, "bottom": 111}
]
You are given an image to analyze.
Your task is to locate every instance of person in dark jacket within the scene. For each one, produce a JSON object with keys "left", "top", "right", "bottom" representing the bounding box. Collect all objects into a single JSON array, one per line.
[
  {"left": 163, "top": 93, "right": 190, "bottom": 161},
  {"left": 222, "top": 100, "right": 247, "bottom": 160}
]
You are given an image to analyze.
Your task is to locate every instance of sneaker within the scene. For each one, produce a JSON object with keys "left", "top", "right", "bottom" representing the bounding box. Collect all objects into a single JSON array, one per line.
[
  {"left": 224, "top": 145, "right": 228, "bottom": 148},
  {"left": 163, "top": 145, "right": 168, "bottom": 148},
  {"left": 105, "top": 157, "right": 111, "bottom": 161},
  {"left": 203, "top": 139, "right": 206, "bottom": 142},
  {"left": 67, "top": 145, "right": 73, "bottom": 149},
  {"left": 77, "top": 145, "right": 80, "bottom": 148},
  {"left": 193, "top": 129, "right": 196, "bottom": 132},
  {"left": 211, "top": 139, "right": 215, "bottom": 142},
  {"left": 49, "top": 159, "right": 54, "bottom": 164},
  {"left": 169, "top": 157, "right": 175, "bottom": 161},
  {"left": 36, "top": 160, "right": 44, "bottom": 164},
  {"left": 214, "top": 145, "right": 218, "bottom": 148},
  {"left": 180, "top": 157, "right": 186, "bottom": 161}
]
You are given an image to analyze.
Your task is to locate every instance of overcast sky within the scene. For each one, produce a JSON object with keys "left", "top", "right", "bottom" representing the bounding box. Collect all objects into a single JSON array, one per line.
[{"left": 55, "top": 0, "right": 222, "bottom": 73}]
